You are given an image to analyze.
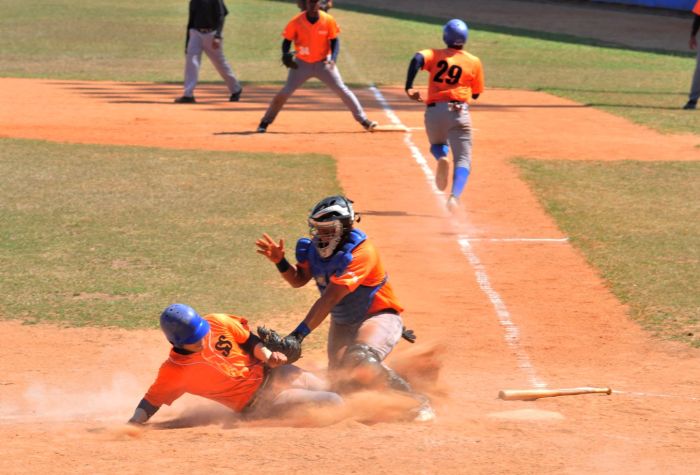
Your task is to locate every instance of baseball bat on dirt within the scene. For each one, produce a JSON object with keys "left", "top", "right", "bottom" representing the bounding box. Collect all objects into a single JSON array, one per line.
[{"left": 498, "top": 387, "right": 612, "bottom": 401}]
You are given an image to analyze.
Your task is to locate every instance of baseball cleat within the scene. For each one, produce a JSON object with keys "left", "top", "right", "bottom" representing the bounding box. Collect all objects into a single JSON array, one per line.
[
  {"left": 683, "top": 100, "right": 697, "bottom": 110},
  {"left": 256, "top": 120, "right": 270, "bottom": 133},
  {"left": 229, "top": 88, "right": 243, "bottom": 102},
  {"left": 413, "top": 403, "right": 436, "bottom": 423},
  {"left": 174, "top": 96, "right": 196, "bottom": 104},
  {"left": 435, "top": 158, "right": 449, "bottom": 191},
  {"left": 362, "top": 119, "right": 378, "bottom": 132},
  {"left": 446, "top": 194, "right": 459, "bottom": 213}
]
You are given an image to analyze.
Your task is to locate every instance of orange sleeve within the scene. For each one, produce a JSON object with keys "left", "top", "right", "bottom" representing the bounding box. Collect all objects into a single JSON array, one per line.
[
  {"left": 144, "top": 361, "right": 185, "bottom": 407},
  {"left": 283, "top": 17, "right": 297, "bottom": 40},
  {"left": 328, "top": 15, "right": 340, "bottom": 39},
  {"left": 694, "top": 1, "right": 700, "bottom": 15},
  {"left": 472, "top": 58, "right": 485, "bottom": 95},
  {"left": 419, "top": 49, "right": 435, "bottom": 70},
  {"left": 330, "top": 244, "right": 376, "bottom": 292}
]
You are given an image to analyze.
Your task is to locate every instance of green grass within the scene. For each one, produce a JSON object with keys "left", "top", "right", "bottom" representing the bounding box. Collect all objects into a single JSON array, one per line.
[
  {"left": 515, "top": 159, "right": 700, "bottom": 347},
  {"left": 0, "top": 138, "right": 337, "bottom": 334},
  {"left": 3, "top": 0, "right": 699, "bottom": 133}
]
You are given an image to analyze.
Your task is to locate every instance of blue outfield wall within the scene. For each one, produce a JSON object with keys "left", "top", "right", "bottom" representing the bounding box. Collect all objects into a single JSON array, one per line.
[{"left": 591, "top": 0, "right": 695, "bottom": 10}]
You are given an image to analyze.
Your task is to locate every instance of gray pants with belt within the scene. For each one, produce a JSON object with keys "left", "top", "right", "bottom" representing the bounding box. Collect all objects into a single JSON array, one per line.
[
  {"left": 689, "top": 47, "right": 700, "bottom": 102},
  {"left": 183, "top": 29, "right": 241, "bottom": 97},
  {"left": 425, "top": 102, "right": 473, "bottom": 171},
  {"left": 261, "top": 59, "right": 368, "bottom": 124}
]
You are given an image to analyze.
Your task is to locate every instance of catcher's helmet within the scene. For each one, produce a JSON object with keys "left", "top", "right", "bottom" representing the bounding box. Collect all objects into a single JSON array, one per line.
[
  {"left": 160, "top": 303, "right": 210, "bottom": 347},
  {"left": 308, "top": 195, "right": 355, "bottom": 259},
  {"left": 443, "top": 19, "right": 469, "bottom": 47}
]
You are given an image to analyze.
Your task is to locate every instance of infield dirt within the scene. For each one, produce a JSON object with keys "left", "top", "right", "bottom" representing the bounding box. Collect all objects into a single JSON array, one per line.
[{"left": 1, "top": 75, "right": 699, "bottom": 473}]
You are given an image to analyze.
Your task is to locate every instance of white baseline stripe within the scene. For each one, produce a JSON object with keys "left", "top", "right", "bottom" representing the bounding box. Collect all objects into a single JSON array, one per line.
[{"left": 368, "top": 84, "right": 546, "bottom": 389}]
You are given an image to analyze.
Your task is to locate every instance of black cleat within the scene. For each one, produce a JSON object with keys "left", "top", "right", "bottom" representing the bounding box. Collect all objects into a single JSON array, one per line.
[
  {"left": 229, "top": 88, "right": 242, "bottom": 102},
  {"left": 174, "top": 96, "right": 196, "bottom": 104},
  {"left": 683, "top": 100, "right": 697, "bottom": 110},
  {"left": 257, "top": 120, "right": 270, "bottom": 133},
  {"left": 361, "top": 119, "right": 378, "bottom": 131}
]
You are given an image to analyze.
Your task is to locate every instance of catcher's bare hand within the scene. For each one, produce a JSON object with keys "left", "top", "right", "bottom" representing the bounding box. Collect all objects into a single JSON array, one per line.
[
  {"left": 256, "top": 233, "right": 285, "bottom": 264},
  {"left": 406, "top": 88, "right": 423, "bottom": 103},
  {"left": 212, "top": 38, "right": 221, "bottom": 50}
]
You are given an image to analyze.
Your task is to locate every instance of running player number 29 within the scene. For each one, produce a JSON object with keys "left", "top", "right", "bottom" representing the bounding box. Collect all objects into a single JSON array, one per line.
[{"left": 433, "top": 60, "right": 462, "bottom": 85}]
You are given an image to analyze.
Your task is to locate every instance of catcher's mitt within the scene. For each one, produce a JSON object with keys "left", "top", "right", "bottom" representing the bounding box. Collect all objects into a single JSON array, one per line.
[
  {"left": 281, "top": 53, "right": 298, "bottom": 69},
  {"left": 257, "top": 326, "right": 302, "bottom": 363}
]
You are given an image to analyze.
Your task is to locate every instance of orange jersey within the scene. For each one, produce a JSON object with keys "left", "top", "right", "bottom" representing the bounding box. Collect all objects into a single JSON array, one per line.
[
  {"left": 694, "top": 1, "right": 700, "bottom": 15},
  {"left": 143, "top": 313, "right": 265, "bottom": 413},
  {"left": 419, "top": 48, "right": 484, "bottom": 104},
  {"left": 283, "top": 11, "right": 340, "bottom": 63},
  {"left": 329, "top": 239, "right": 404, "bottom": 315}
]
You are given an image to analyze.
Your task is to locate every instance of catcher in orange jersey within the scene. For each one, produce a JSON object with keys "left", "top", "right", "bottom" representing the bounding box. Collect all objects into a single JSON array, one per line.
[
  {"left": 255, "top": 196, "right": 435, "bottom": 422},
  {"left": 128, "top": 304, "right": 341, "bottom": 425},
  {"left": 405, "top": 19, "right": 484, "bottom": 213},
  {"left": 256, "top": 0, "right": 376, "bottom": 133}
]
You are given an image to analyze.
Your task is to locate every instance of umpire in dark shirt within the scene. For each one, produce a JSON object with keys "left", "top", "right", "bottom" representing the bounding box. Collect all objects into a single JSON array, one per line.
[{"left": 174, "top": 0, "right": 243, "bottom": 103}]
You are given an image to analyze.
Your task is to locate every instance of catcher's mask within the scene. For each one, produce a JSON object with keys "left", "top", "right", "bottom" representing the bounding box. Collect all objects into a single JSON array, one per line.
[{"left": 308, "top": 195, "right": 355, "bottom": 259}]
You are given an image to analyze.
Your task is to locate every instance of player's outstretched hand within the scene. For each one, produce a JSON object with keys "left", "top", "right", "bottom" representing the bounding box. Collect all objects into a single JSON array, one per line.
[
  {"left": 406, "top": 88, "right": 423, "bottom": 103},
  {"left": 256, "top": 233, "right": 285, "bottom": 264}
]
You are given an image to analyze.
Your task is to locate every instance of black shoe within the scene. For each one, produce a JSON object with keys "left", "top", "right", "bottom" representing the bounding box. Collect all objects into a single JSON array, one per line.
[
  {"left": 229, "top": 88, "right": 242, "bottom": 102},
  {"left": 361, "top": 119, "right": 378, "bottom": 131},
  {"left": 683, "top": 100, "right": 697, "bottom": 110},
  {"left": 257, "top": 120, "right": 270, "bottom": 133},
  {"left": 174, "top": 96, "right": 195, "bottom": 104}
]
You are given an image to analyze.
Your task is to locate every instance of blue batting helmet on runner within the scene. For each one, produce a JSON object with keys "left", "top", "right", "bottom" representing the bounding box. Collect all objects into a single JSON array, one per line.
[
  {"left": 160, "top": 303, "right": 210, "bottom": 347},
  {"left": 443, "top": 19, "right": 469, "bottom": 47}
]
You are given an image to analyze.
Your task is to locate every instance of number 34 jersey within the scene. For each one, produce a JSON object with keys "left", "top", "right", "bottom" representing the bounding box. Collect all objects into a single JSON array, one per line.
[{"left": 419, "top": 48, "right": 484, "bottom": 104}]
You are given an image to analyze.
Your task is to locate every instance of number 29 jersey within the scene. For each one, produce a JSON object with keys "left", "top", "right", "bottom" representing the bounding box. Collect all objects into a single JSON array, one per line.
[{"left": 419, "top": 48, "right": 484, "bottom": 104}]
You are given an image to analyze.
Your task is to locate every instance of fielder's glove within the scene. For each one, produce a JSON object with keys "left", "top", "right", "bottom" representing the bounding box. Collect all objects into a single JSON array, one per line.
[
  {"left": 282, "top": 52, "right": 298, "bottom": 69},
  {"left": 257, "top": 326, "right": 303, "bottom": 363}
]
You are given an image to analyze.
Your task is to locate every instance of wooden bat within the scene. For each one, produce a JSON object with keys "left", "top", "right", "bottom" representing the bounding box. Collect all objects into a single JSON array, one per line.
[{"left": 498, "top": 387, "right": 612, "bottom": 401}]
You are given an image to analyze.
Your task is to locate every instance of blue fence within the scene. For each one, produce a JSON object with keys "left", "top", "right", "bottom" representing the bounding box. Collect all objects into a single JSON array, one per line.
[{"left": 592, "top": 0, "right": 695, "bottom": 10}]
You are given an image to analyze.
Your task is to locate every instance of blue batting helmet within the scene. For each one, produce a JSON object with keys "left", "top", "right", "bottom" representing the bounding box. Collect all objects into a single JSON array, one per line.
[
  {"left": 443, "top": 19, "right": 469, "bottom": 47},
  {"left": 160, "top": 303, "right": 210, "bottom": 347}
]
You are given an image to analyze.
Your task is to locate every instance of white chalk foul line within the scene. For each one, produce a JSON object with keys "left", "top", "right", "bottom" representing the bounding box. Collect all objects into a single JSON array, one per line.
[{"left": 369, "top": 84, "right": 546, "bottom": 389}]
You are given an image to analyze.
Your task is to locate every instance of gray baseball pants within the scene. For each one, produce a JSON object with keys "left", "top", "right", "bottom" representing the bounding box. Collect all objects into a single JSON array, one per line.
[
  {"left": 689, "top": 47, "right": 700, "bottom": 102},
  {"left": 326, "top": 311, "right": 404, "bottom": 369},
  {"left": 184, "top": 29, "right": 241, "bottom": 97},
  {"left": 425, "top": 102, "right": 473, "bottom": 171},
  {"left": 261, "top": 59, "right": 368, "bottom": 124}
]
